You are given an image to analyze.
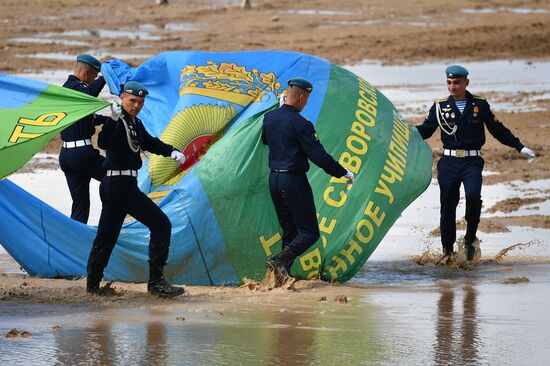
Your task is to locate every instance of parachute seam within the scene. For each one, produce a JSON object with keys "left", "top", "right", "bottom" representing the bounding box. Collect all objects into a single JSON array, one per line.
[{"left": 40, "top": 202, "right": 50, "bottom": 266}]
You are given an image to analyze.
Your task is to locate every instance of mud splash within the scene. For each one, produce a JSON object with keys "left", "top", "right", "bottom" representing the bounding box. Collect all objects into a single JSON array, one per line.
[
  {"left": 240, "top": 269, "right": 297, "bottom": 291},
  {"left": 490, "top": 240, "right": 543, "bottom": 263},
  {"left": 414, "top": 240, "right": 544, "bottom": 268}
]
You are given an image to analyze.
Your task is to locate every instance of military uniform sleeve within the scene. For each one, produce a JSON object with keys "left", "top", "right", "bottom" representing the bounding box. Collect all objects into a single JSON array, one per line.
[
  {"left": 415, "top": 103, "right": 439, "bottom": 139},
  {"left": 86, "top": 76, "right": 106, "bottom": 97},
  {"left": 93, "top": 114, "right": 110, "bottom": 127},
  {"left": 140, "top": 122, "right": 174, "bottom": 157},
  {"left": 98, "top": 117, "right": 117, "bottom": 150},
  {"left": 71, "top": 76, "right": 106, "bottom": 97},
  {"left": 298, "top": 120, "right": 347, "bottom": 177},
  {"left": 483, "top": 101, "right": 524, "bottom": 152}
]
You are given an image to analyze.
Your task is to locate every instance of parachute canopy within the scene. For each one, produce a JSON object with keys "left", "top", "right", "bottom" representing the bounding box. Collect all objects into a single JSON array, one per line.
[
  {"left": 0, "top": 51, "right": 432, "bottom": 284},
  {"left": 0, "top": 74, "right": 109, "bottom": 180}
]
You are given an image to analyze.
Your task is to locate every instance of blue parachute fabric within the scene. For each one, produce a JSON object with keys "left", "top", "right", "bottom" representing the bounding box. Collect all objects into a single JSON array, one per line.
[
  {"left": 0, "top": 73, "right": 49, "bottom": 109},
  {"left": 102, "top": 51, "right": 330, "bottom": 136}
]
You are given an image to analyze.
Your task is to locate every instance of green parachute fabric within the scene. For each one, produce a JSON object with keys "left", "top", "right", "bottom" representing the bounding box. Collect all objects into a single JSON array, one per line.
[{"left": 0, "top": 74, "right": 110, "bottom": 180}]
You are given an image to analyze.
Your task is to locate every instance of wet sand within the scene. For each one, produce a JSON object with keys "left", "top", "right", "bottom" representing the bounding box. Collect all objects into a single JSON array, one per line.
[
  {"left": 2, "top": 266, "right": 550, "bottom": 365},
  {"left": 1, "top": 0, "right": 550, "bottom": 72}
]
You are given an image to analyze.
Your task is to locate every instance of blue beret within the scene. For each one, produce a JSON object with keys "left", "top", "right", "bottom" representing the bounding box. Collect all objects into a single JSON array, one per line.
[
  {"left": 123, "top": 81, "right": 149, "bottom": 97},
  {"left": 76, "top": 54, "right": 101, "bottom": 71},
  {"left": 288, "top": 78, "right": 313, "bottom": 93},
  {"left": 445, "top": 65, "right": 469, "bottom": 78}
]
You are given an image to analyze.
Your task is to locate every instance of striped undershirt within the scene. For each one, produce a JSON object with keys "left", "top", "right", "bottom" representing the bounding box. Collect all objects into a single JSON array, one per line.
[{"left": 455, "top": 99, "right": 467, "bottom": 114}]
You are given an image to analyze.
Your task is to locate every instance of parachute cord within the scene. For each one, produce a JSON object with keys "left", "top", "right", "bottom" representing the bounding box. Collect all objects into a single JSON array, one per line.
[{"left": 173, "top": 190, "right": 214, "bottom": 285}]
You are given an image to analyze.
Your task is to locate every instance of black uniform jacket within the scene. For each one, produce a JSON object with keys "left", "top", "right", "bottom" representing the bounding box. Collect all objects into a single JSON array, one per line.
[
  {"left": 416, "top": 91, "right": 524, "bottom": 152},
  {"left": 98, "top": 110, "right": 174, "bottom": 171},
  {"left": 262, "top": 104, "right": 346, "bottom": 177},
  {"left": 61, "top": 75, "right": 108, "bottom": 141}
]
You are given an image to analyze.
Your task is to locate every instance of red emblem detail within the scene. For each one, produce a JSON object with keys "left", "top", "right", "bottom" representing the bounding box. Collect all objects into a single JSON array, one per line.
[{"left": 179, "top": 134, "right": 218, "bottom": 171}]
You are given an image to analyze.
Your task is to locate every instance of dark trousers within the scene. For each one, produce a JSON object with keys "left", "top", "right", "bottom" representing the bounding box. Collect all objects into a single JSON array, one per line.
[
  {"left": 269, "top": 171, "right": 320, "bottom": 256},
  {"left": 59, "top": 146, "right": 105, "bottom": 224},
  {"left": 437, "top": 156, "right": 484, "bottom": 251},
  {"left": 87, "top": 176, "right": 172, "bottom": 281}
]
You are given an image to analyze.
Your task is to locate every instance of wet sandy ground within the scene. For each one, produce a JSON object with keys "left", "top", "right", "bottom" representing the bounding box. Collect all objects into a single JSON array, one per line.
[
  {"left": 2, "top": 270, "right": 550, "bottom": 365},
  {"left": 1, "top": 0, "right": 550, "bottom": 72}
]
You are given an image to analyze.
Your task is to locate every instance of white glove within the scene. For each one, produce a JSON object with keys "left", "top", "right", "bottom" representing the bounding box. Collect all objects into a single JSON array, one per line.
[
  {"left": 171, "top": 150, "right": 185, "bottom": 164},
  {"left": 520, "top": 147, "right": 535, "bottom": 163},
  {"left": 279, "top": 94, "right": 286, "bottom": 107},
  {"left": 344, "top": 169, "right": 355, "bottom": 185},
  {"left": 110, "top": 101, "right": 122, "bottom": 121}
]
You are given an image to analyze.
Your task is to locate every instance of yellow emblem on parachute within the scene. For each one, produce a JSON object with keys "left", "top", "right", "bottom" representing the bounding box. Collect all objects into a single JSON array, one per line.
[
  {"left": 148, "top": 104, "right": 237, "bottom": 187},
  {"left": 179, "top": 61, "right": 281, "bottom": 106}
]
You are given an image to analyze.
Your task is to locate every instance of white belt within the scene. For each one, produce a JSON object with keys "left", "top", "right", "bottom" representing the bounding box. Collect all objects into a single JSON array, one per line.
[
  {"left": 106, "top": 169, "right": 137, "bottom": 177},
  {"left": 62, "top": 139, "right": 92, "bottom": 148},
  {"left": 443, "top": 149, "right": 481, "bottom": 158}
]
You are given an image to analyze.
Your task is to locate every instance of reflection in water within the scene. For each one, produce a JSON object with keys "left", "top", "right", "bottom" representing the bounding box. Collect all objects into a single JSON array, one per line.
[
  {"left": 55, "top": 321, "right": 116, "bottom": 365},
  {"left": 435, "top": 286, "right": 454, "bottom": 365},
  {"left": 53, "top": 310, "right": 171, "bottom": 365},
  {"left": 461, "top": 285, "right": 478, "bottom": 366},
  {"left": 434, "top": 284, "right": 479, "bottom": 366},
  {"left": 268, "top": 310, "right": 315, "bottom": 365},
  {"left": 145, "top": 321, "right": 167, "bottom": 366}
]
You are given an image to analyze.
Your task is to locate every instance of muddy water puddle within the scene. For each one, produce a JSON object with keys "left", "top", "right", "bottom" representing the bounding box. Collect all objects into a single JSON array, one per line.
[{"left": 2, "top": 275, "right": 550, "bottom": 365}]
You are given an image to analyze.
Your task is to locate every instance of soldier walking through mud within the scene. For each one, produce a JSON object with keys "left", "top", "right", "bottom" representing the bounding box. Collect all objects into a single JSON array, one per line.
[
  {"left": 262, "top": 78, "right": 354, "bottom": 283},
  {"left": 60, "top": 54, "right": 109, "bottom": 224},
  {"left": 86, "top": 81, "right": 186, "bottom": 297},
  {"left": 416, "top": 65, "right": 535, "bottom": 264}
]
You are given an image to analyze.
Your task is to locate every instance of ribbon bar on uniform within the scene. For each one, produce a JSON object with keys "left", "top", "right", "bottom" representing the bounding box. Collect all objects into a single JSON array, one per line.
[
  {"left": 106, "top": 169, "right": 137, "bottom": 177},
  {"left": 443, "top": 149, "right": 481, "bottom": 158},
  {"left": 62, "top": 139, "right": 92, "bottom": 148}
]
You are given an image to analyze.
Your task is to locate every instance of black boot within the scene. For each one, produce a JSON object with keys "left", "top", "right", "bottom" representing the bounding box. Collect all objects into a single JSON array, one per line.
[
  {"left": 266, "top": 246, "right": 297, "bottom": 278},
  {"left": 86, "top": 274, "right": 101, "bottom": 294},
  {"left": 465, "top": 236, "right": 477, "bottom": 261},
  {"left": 443, "top": 244, "right": 454, "bottom": 257},
  {"left": 148, "top": 271, "right": 185, "bottom": 297}
]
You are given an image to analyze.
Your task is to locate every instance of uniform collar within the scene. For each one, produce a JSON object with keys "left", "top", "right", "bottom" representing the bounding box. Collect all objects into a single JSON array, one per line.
[
  {"left": 280, "top": 104, "right": 298, "bottom": 113},
  {"left": 448, "top": 90, "right": 473, "bottom": 104},
  {"left": 447, "top": 90, "right": 474, "bottom": 121}
]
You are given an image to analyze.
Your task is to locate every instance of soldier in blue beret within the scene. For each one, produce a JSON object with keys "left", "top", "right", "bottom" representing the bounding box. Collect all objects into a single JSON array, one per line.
[
  {"left": 262, "top": 78, "right": 354, "bottom": 284},
  {"left": 76, "top": 54, "right": 101, "bottom": 71},
  {"left": 87, "top": 81, "right": 186, "bottom": 297},
  {"left": 59, "top": 54, "right": 108, "bottom": 224},
  {"left": 416, "top": 65, "right": 535, "bottom": 264}
]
